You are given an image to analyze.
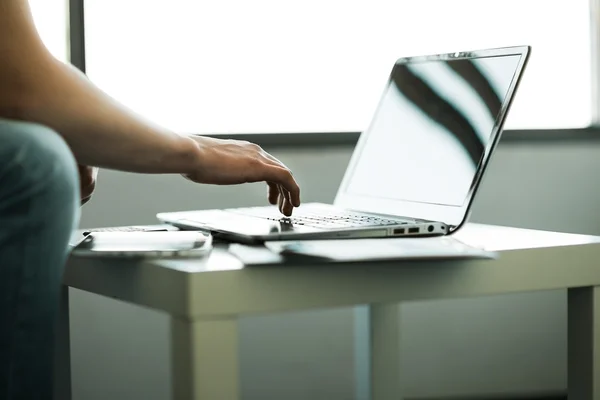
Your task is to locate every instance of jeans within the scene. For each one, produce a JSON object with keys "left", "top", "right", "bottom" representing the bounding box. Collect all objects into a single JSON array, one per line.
[{"left": 0, "top": 119, "right": 79, "bottom": 399}]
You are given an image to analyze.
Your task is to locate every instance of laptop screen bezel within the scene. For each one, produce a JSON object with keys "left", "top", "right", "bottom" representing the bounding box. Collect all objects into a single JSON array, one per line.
[{"left": 333, "top": 46, "right": 531, "bottom": 230}]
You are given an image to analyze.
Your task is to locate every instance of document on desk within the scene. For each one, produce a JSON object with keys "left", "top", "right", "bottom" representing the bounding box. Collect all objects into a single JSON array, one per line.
[{"left": 229, "top": 237, "right": 497, "bottom": 266}]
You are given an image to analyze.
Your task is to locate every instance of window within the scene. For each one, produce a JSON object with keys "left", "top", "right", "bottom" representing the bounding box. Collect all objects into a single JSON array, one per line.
[
  {"left": 83, "top": 1, "right": 590, "bottom": 134},
  {"left": 29, "top": 0, "right": 68, "bottom": 61}
]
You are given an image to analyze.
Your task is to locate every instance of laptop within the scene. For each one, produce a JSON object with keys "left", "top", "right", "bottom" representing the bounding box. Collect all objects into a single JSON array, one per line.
[{"left": 158, "top": 46, "right": 531, "bottom": 243}]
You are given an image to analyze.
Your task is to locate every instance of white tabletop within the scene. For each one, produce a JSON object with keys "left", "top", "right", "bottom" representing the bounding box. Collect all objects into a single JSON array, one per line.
[{"left": 64, "top": 223, "right": 600, "bottom": 319}]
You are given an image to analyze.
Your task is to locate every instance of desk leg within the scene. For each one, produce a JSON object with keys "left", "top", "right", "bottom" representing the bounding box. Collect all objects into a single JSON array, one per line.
[
  {"left": 170, "top": 316, "right": 240, "bottom": 400},
  {"left": 54, "top": 285, "right": 72, "bottom": 400},
  {"left": 568, "top": 286, "right": 600, "bottom": 400},
  {"left": 369, "top": 303, "right": 403, "bottom": 400}
]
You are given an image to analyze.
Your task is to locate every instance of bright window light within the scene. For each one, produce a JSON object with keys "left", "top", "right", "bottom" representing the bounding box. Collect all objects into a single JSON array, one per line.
[
  {"left": 29, "top": 0, "right": 68, "bottom": 61},
  {"left": 85, "top": 0, "right": 592, "bottom": 134}
]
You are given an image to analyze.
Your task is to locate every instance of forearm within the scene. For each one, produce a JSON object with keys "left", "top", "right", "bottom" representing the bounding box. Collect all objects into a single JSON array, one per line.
[
  {"left": 2, "top": 58, "right": 199, "bottom": 174},
  {"left": 14, "top": 60, "right": 200, "bottom": 173},
  {"left": 0, "top": 0, "right": 200, "bottom": 174}
]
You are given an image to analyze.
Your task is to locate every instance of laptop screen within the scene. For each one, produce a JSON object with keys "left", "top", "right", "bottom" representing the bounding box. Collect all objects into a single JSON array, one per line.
[{"left": 344, "top": 53, "right": 522, "bottom": 208}]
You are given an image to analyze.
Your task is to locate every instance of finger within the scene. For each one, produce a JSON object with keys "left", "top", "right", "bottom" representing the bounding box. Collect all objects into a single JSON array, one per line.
[
  {"left": 281, "top": 197, "right": 293, "bottom": 216},
  {"left": 281, "top": 185, "right": 294, "bottom": 216},
  {"left": 260, "top": 155, "right": 299, "bottom": 204},
  {"left": 278, "top": 188, "right": 285, "bottom": 215},
  {"left": 279, "top": 185, "right": 294, "bottom": 216},
  {"left": 267, "top": 182, "right": 279, "bottom": 205},
  {"left": 80, "top": 184, "right": 94, "bottom": 200},
  {"left": 79, "top": 173, "right": 91, "bottom": 190},
  {"left": 78, "top": 165, "right": 97, "bottom": 200},
  {"left": 264, "top": 166, "right": 301, "bottom": 207}
]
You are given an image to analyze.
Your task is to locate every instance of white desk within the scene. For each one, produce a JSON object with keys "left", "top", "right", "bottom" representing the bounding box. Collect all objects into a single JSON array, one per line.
[{"left": 57, "top": 224, "right": 600, "bottom": 400}]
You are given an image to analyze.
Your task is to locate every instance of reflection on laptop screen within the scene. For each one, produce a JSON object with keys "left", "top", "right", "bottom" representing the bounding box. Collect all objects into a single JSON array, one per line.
[{"left": 345, "top": 54, "right": 522, "bottom": 207}]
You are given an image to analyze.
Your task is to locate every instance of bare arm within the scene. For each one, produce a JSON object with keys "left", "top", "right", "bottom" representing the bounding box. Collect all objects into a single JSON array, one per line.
[
  {"left": 0, "top": 0, "right": 199, "bottom": 173},
  {"left": 0, "top": 0, "right": 300, "bottom": 214}
]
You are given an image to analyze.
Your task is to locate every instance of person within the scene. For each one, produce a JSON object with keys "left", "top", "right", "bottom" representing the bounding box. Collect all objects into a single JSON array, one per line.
[{"left": 0, "top": 0, "right": 301, "bottom": 398}]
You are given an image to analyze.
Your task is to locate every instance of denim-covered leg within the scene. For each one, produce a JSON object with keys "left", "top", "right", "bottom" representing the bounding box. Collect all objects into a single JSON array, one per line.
[{"left": 0, "top": 119, "right": 79, "bottom": 400}]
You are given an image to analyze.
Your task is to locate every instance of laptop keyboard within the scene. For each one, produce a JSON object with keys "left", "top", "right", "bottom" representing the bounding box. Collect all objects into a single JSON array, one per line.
[{"left": 228, "top": 207, "right": 415, "bottom": 230}]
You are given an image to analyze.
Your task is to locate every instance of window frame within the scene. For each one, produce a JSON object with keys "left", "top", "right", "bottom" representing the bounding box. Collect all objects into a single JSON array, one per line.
[{"left": 67, "top": 0, "right": 600, "bottom": 148}]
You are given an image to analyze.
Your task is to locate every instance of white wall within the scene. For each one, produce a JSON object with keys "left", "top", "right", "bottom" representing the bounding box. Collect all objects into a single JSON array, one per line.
[{"left": 71, "top": 142, "right": 600, "bottom": 400}]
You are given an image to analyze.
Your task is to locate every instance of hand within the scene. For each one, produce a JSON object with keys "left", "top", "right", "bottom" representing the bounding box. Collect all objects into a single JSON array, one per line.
[
  {"left": 184, "top": 136, "right": 301, "bottom": 216},
  {"left": 78, "top": 164, "right": 98, "bottom": 205}
]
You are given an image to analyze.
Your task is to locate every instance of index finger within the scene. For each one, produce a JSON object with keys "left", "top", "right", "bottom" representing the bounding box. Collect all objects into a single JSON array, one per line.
[{"left": 264, "top": 166, "right": 300, "bottom": 207}]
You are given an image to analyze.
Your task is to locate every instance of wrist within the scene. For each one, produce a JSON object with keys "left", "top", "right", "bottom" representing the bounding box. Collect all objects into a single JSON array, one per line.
[{"left": 174, "top": 134, "right": 203, "bottom": 175}]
